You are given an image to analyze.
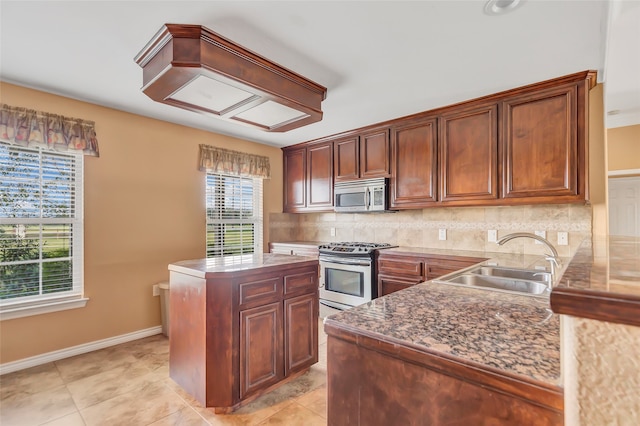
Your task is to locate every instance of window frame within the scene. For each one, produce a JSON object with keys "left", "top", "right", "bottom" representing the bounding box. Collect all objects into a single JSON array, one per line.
[
  {"left": 0, "top": 143, "right": 87, "bottom": 321},
  {"left": 205, "top": 172, "right": 263, "bottom": 258}
]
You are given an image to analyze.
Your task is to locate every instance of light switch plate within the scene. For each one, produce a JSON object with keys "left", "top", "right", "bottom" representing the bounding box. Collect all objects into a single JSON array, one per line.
[
  {"left": 438, "top": 228, "right": 447, "bottom": 241},
  {"left": 534, "top": 230, "right": 546, "bottom": 244},
  {"left": 330, "top": 227, "right": 336, "bottom": 237},
  {"left": 558, "top": 231, "right": 568, "bottom": 246},
  {"left": 488, "top": 230, "right": 497, "bottom": 243}
]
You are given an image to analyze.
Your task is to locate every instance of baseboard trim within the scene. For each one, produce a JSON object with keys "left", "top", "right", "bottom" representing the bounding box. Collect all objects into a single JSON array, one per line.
[{"left": 0, "top": 326, "right": 163, "bottom": 375}]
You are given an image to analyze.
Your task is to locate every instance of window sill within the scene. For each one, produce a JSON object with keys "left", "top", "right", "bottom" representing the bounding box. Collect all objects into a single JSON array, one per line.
[{"left": 0, "top": 296, "right": 89, "bottom": 321}]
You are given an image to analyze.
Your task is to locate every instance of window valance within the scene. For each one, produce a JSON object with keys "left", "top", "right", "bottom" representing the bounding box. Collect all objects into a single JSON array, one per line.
[
  {"left": 0, "top": 104, "right": 99, "bottom": 157},
  {"left": 198, "top": 144, "right": 270, "bottom": 179}
]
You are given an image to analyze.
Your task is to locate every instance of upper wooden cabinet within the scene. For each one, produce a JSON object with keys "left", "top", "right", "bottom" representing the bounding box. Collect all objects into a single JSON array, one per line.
[
  {"left": 390, "top": 117, "right": 438, "bottom": 209},
  {"left": 440, "top": 103, "right": 498, "bottom": 204},
  {"left": 284, "top": 71, "right": 596, "bottom": 211},
  {"left": 283, "top": 141, "right": 334, "bottom": 213},
  {"left": 334, "top": 128, "right": 390, "bottom": 182},
  {"left": 501, "top": 84, "right": 581, "bottom": 202}
]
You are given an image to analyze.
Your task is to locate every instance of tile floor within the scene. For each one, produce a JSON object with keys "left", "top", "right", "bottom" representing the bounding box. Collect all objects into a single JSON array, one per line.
[{"left": 0, "top": 320, "right": 328, "bottom": 426}]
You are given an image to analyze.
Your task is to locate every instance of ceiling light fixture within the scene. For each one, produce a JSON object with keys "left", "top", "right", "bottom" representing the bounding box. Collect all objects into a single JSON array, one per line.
[
  {"left": 484, "top": 0, "right": 524, "bottom": 15},
  {"left": 134, "top": 24, "right": 327, "bottom": 132}
]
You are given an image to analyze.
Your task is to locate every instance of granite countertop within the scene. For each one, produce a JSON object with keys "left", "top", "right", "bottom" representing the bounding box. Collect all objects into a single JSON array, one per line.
[
  {"left": 168, "top": 253, "right": 318, "bottom": 278},
  {"left": 325, "top": 282, "right": 560, "bottom": 387},
  {"left": 550, "top": 236, "right": 640, "bottom": 326}
]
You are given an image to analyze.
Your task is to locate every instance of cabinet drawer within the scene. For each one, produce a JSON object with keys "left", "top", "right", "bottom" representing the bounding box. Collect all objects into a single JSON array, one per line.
[
  {"left": 239, "top": 277, "right": 282, "bottom": 307},
  {"left": 426, "top": 259, "right": 481, "bottom": 280},
  {"left": 284, "top": 271, "right": 318, "bottom": 297},
  {"left": 378, "top": 275, "right": 422, "bottom": 297},
  {"left": 378, "top": 257, "right": 423, "bottom": 278}
]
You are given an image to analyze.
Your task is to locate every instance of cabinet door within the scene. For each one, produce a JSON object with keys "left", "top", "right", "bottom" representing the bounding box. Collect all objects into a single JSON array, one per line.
[
  {"left": 240, "top": 303, "right": 283, "bottom": 399},
  {"left": 390, "top": 118, "right": 438, "bottom": 208},
  {"left": 283, "top": 148, "right": 306, "bottom": 212},
  {"left": 360, "top": 128, "right": 390, "bottom": 179},
  {"left": 306, "top": 141, "right": 334, "bottom": 210},
  {"left": 378, "top": 275, "right": 422, "bottom": 297},
  {"left": 284, "top": 293, "right": 318, "bottom": 375},
  {"left": 334, "top": 136, "right": 360, "bottom": 182},
  {"left": 501, "top": 84, "right": 578, "bottom": 199},
  {"left": 440, "top": 104, "right": 498, "bottom": 203}
]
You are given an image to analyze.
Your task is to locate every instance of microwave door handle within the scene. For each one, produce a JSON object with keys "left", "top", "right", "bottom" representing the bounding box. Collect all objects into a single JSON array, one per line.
[{"left": 365, "top": 187, "right": 371, "bottom": 210}]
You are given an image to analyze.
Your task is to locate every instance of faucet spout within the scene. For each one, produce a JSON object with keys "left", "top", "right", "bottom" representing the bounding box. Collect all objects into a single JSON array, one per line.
[
  {"left": 495, "top": 232, "right": 560, "bottom": 283},
  {"left": 496, "top": 232, "right": 559, "bottom": 258}
]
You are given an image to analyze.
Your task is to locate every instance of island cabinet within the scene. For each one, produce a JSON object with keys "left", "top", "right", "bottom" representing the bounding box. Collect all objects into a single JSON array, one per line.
[
  {"left": 377, "top": 250, "right": 486, "bottom": 296},
  {"left": 334, "top": 127, "right": 391, "bottom": 182},
  {"left": 283, "top": 141, "right": 333, "bottom": 213},
  {"left": 168, "top": 255, "right": 319, "bottom": 413}
]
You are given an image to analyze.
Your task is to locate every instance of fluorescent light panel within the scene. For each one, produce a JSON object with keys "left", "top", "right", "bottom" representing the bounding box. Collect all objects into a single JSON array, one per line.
[
  {"left": 169, "top": 75, "right": 256, "bottom": 114},
  {"left": 233, "top": 100, "right": 309, "bottom": 128}
]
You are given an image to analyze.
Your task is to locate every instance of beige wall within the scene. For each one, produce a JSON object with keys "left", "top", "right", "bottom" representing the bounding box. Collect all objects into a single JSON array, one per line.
[
  {"left": 607, "top": 124, "right": 640, "bottom": 171},
  {"left": 589, "top": 83, "right": 608, "bottom": 237},
  {"left": 0, "top": 82, "right": 283, "bottom": 363}
]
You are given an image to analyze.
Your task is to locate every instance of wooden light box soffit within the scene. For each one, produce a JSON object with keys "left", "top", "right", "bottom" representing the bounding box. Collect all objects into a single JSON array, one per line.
[{"left": 134, "top": 24, "right": 327, "bottom": 132}]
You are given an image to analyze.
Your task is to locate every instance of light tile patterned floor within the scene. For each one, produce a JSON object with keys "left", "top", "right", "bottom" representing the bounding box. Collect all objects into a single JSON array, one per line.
[{"left": 0, "top": 320, "right": 328, "bottom": 426}]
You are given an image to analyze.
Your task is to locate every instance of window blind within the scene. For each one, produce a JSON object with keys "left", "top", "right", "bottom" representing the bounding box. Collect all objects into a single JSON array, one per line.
[
  {"left": 0, "top": 142, "right": 83, "bottom": 304},
  {"left": 206, "top": 173, "right": 263, "bottom": 257}
]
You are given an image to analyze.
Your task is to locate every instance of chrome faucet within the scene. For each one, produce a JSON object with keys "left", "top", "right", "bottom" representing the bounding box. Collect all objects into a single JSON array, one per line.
[{"left": 495, "top": 232, "right": 560, "bottom": 284}]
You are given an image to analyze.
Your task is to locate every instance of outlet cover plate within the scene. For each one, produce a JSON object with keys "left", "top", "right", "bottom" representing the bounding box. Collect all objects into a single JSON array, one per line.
[
  {"left": 558, "top": 232, "right": 568, "bottom": 246},
  {"left": 439, "top": 228, "right": 447, "bottom": 241},
  {"left": 534, "top": 230, "right": 546, "bottom": 244},
  {"left": 488, "top": 230, "right": 497, "bottom": 243}
]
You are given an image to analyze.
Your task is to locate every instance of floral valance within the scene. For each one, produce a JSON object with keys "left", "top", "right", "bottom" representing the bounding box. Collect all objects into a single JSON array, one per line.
[
  {"left": 199, "top": 144, "right": 270, "bottom": 179},
  {"left": 0, "top": 104, "right": 99, "bottom": 157}
]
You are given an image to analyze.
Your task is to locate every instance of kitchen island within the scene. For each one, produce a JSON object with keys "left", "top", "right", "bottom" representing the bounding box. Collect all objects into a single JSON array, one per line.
[
  {"left": 168, "top": 253, "right": 319, "bottom": 413},
  {"left": 325, "top": 249, "right": 564, "bottom": 426}
]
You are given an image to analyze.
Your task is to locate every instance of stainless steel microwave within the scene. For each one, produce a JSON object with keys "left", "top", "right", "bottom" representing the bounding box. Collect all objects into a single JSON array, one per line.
[{"left": 334, "top": 178, "right": 388, "bottom": 213}]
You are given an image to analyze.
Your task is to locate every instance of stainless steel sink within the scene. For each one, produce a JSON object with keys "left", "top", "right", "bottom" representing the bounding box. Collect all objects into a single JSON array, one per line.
[
  {"left": 444, "top": 274, "right": 549, "bottom": 296},
  {"left": 468, "top": 266, "right": 551, "bottom": 283}
]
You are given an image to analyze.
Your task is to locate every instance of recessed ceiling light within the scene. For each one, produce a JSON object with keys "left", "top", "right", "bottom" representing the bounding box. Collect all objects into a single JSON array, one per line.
[{"left": 484, "top": 0, "right": 524, "bottom": 15}]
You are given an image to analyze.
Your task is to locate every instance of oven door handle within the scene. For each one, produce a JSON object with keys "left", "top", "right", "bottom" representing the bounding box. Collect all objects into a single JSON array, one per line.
[{"left": 320, "top": 258, "right": 372, "bottom": 267}]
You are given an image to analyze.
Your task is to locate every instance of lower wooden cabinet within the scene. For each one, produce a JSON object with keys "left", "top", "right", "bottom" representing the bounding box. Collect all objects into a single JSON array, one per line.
[
  {"left": 377, "top": 251, "right": 486, "bottom": 296},
  {"left": 284, "top": 294, "right": 318, "bottom": 375},
  {"left": 240, "top": 303, "right": 283, "bottom": 399}
]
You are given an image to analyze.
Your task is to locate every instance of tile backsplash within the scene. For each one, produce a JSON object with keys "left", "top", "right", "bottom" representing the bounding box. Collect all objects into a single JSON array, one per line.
[{"left": 269, "top": 204, "right": 592, "bottom": 257}]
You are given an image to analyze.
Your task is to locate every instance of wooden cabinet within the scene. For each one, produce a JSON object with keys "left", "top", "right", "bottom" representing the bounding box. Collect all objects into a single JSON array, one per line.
[
  {"left": 377, "top": 251, "right": 485, "bottom": 296},
  {"left": 283, "top": 148, "right": 306, "bottom": 212},
  {"left": 283, "top": 142, "right": 333, "bottom": 213},
  {"left": 334, "top": 128, "right": 390, "bottom": 182},
  {"left": 284, "top": 293, "right": 318, "bottom": 375},
  {"left": 501, "top": 83, "right": 581, "bottom": 201},
  {"left": 284, "top": 71, "right": 595, "bottom": 211},
  {"left": 389, "top": 117, "right": 438, "bottom": 209},
  {"left": 240, "top": 302, "right": 283, "bottom": 399},
  {"left": 440, "top": 103, "right": 498, "bottom": 204},
  {"left": 169, "top": 258, "right": 319, "bottom": 412}
]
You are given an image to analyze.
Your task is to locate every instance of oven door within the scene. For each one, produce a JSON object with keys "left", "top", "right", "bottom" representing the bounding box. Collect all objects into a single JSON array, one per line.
[{"left": 319, "top": 256, "right": 372, "bottom": 308}]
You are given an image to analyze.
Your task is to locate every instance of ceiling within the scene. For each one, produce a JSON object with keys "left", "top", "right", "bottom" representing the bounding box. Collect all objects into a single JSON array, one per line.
[{"left": 0, "top": 1, "right": 637, "bottom": 148}]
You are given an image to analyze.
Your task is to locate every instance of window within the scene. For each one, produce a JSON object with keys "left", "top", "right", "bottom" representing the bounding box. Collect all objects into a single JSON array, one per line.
[
  {"left": 0, "top": 142, "right": 86, "bottom": 320},
  {"left": 206, "top": 173, "right": 263, "bottom": 257}
]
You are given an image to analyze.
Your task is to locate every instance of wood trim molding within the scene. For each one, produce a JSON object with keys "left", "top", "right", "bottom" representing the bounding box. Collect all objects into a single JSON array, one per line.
[
  {"left": 608, "top": 169, "right": 640, "bottom": 177},
  {"left": 550, "top": 288, "right": 640, "bottom": 328}
]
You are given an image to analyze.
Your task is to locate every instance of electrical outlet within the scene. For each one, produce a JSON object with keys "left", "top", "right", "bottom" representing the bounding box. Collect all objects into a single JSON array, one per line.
[
  {"left": 534, "top": 230, "right": 546, "bottom": 244},
  {"left": 557, "top": 231, "right": 568, "bottom": 246},
  {"left": 438, "top": 228, "right": 447, "bottom": 241},
  {"left": 488, "top": 230, "right": 497, "bottom": 243},
  {"left": 153, "top": 284, "right": 160, "bottom": 297},
  {"left": 330, "top": 227, "right": 336, "bottom": 237}
]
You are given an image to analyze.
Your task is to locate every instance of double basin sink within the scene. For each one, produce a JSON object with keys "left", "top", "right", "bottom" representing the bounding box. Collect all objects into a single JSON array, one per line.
[{"left": 436, "top": 265, "right": 551, "bottom": 297}]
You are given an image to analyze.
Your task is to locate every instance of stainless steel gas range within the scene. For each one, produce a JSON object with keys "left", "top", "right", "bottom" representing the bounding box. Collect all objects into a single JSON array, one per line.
[{"left": 318, "top": 242, "right": 396, "bottom": 314}]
